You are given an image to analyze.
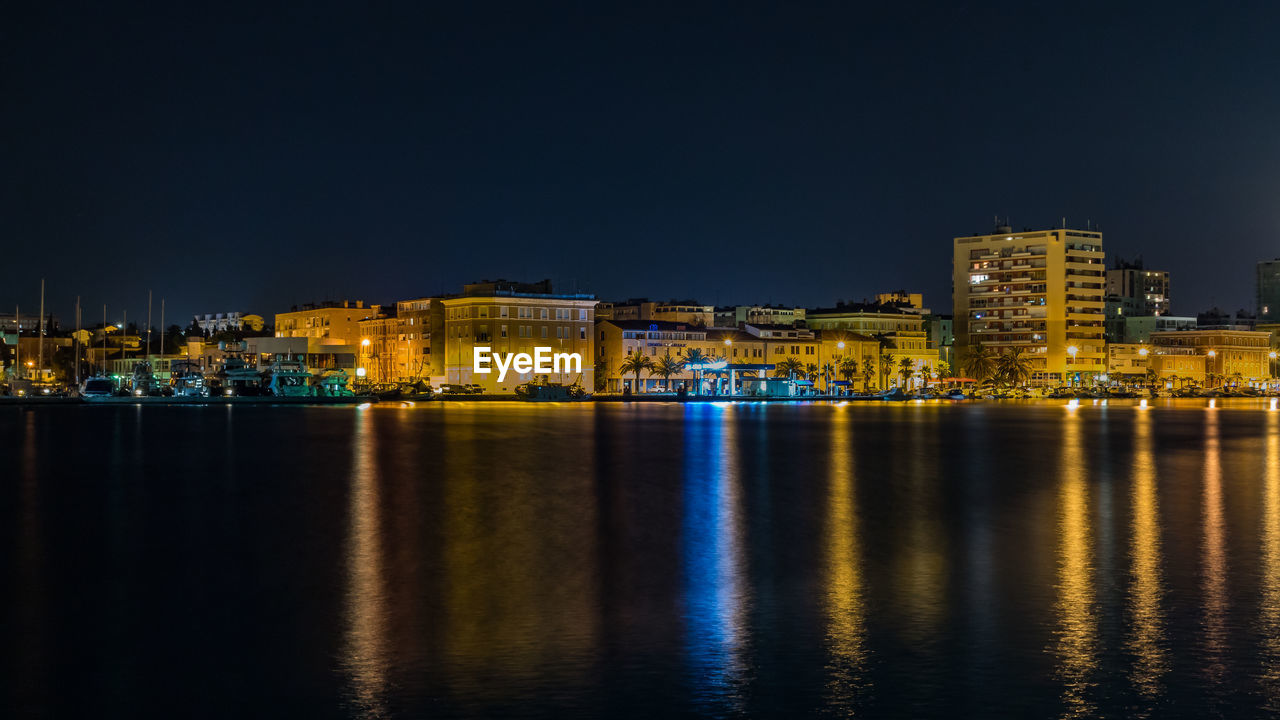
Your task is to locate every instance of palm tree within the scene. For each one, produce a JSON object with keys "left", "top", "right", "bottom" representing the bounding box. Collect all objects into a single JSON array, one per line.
[
  {"left": 619, "top": 350, "right": 654, "bottom": 393},
  {"left": 655, "top": 351, "right": 686, "bottom": 389},
  {"left": 996, "top": 347, "right": 1032, "bottom": 388},
  {"left": 1144, "top": 367, "right": 1161, "bottom": 388},
  {"left": 963, "top": 343, "right": 997, "bottom": 383},
  {"left": 861, "top": 362, "right": 876, "bottom": 390},
  {"left": 837, "top": 356, "right": 858, "bottom": 392},
  {"left": 652, "top": 354, "right": 685, "bottom": 391},
  {"left": 805, "top": 362, "right": 819, "bottom": 381},
  {"left": 681, "top": 348, "right": 709, "bottom": 395},
  {"left": 774, "top": 356, "right": 805, "bottom": 379},
  {"left": 838, "top": 355, "right": 858, "bottom": 382},
  {"left": 821, "top": 362, "right": 836, "bottom": 392},
  {"left": 934, "top": 360, "right": 951, "bottom": 383},
  {"left": 880, "top": 352, "right": 895, "bottom": 388},
  {"left": 897, "top": 357, "right": 913, "bottom": 389}
]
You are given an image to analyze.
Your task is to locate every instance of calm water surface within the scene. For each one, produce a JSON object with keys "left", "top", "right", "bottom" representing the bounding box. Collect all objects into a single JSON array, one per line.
[{"left": 4, "top": 400, "right": 1280, "bottom": 717}]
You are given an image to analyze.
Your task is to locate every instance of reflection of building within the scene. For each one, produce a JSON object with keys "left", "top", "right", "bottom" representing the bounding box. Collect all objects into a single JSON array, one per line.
[
  {"left": 442, "top": 280, "right": 596, "bottom": 392},
  {"left": 1150, "top": 329, "right": 1273, "bottom": 386},
  {"left": 276, "top": 301, "right": 378, "bottom": 343},
  {"left": 953, "top": 224, "right": 1106, "bottom": 385},
  {"left": 1106, "top": 258, "right": 1171, "bottom": 316},
  {"left": 1259, "top": 259, "right": 1280, "bottom": 323}
]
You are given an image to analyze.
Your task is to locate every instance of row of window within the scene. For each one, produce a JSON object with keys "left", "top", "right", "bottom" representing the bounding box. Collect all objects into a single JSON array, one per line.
[{"left": 447, "top": 306, "right": 589, "bottom": 321}]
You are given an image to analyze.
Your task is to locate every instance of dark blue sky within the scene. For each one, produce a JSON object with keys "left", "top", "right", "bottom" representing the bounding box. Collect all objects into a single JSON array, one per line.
[{"left": 4, "top": 2, "right": 1279, "bottom": 326}]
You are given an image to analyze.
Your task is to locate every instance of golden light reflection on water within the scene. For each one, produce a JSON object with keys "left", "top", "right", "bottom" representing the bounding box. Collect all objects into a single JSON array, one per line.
[
  {"left": 824, "top": 406, "right": 868, "bottom": 705},
  {"left": 897, "top": 411, "right": 945, "bottom": 645},
  {"left": 1125, "top": 409, "right": 1166, "bottom": 710},
  {"left": 1053, "top": 411, "right": 1097, "bottom": 718},
  {"left": 439, "top": 407, "right": 600, "bottom": 697},
  {"left": 1202, "top": 409, "right": 1227, "bottom": 685},
  {"left": 1260, "top": 412, "right": 1280, "bottom": 710},
  {"left": 342, "top": 407, "right": 390, "bottom": 716}
]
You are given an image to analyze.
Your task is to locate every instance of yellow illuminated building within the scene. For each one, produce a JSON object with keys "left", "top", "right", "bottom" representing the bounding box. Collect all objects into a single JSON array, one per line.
[
  {"left": 276, "top": 300, "right": 377, "bottom": 344},
  {"left": 953, "top": 227, "right": 1106, "bottom": 385},
  {"left": 806, "top": 303, "right": 937, "bottom": 387},
  {"left": 1150, "top": 329, "right": 1273, "bottom": 387},
  {"left": 441, "top": 282, "right": 596, "bottom": 392},
  {"left": 1106, "top": 343, "right": 1151, "bottom": 382}
]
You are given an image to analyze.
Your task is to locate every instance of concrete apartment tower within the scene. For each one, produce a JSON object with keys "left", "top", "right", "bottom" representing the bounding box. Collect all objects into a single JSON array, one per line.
[
  {"left": 1105, "top": 257, "right": 1170, "bottom": 316},
  {"left": 953, "top": 223, "right": 1106, "bottom": 385}
]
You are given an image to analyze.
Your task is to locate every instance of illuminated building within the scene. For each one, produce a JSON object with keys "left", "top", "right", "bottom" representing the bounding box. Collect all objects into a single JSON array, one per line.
[
  {"left": 1106, "top": 257, "right": 1171, "bottom": 316},
  {"left": 806, "top": 302, "right": 938, "bottom": 386},
  {"left": 874, "top": 291, "right": 927, "bottom": 312},
  {"left": 275, "top": 300, "right": 378, "bottom": 343},
  {"left": 441, "top": 280, "right": 596, "bottom": 392},
  {"left": 1150, "top": 328, "right": 1273, "bottom": 386},
  {"left": 712, "top": 305, "right": 807, "bottom": 328},
  {"left": 1105, "top": 343, "right": 1151, "bottom": 382},
  {"left": 598, "top": 299, "right": 714, "bottom": 326},
  {"left": 953, "top": 224, "right": 1106, "bottom": 385},
  {"left": 596, "top": 320, "right": 881, "bottom": 393},
  {"left": 1259, "top": 259, "right": 1280, "bottom": 323},
  {"left": 192, "top": 311, "right": 248, "bottom": 333}
]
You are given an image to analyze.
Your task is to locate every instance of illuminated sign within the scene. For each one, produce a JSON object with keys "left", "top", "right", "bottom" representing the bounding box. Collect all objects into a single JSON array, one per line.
[{"left": 474, "top": 346, "right": 583, "bottom": 382}]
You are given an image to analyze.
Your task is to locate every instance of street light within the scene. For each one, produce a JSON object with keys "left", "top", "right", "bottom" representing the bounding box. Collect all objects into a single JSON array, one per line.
[
  {"left": 723, "top": 339, "right": 732, "bottom": 346},
  {"left": 1066, "top": 345, "right": 1078, "bottom": 386},
  {"left": 837, "top": 341, "right": 845, "bottom": 349},
  {"left": 1138, "top": 347, "right": 1148, "bottom": 357}
]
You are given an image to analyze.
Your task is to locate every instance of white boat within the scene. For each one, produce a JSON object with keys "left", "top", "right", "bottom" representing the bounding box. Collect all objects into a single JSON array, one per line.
[
  {"left": 170, "top": 360, "right": 209, "bottom": 398},
  {"left": 264, "top": 358, "right": 313, "bottom": 397},
  {"left": 80, "top": 376, "right": 116, "bottom": 400}
]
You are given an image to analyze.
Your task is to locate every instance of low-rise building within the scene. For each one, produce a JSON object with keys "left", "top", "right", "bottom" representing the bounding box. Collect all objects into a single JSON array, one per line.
[
  {"left": 713, "top": 305, "right": 807, "bottom": 328},
  {"left": 275, "top": 301, "right": 378, "bottom": 344},
  {"left": 1150, "top": 328, "right": 1273, "bottom": 387},
  {"left": 1106, "top": 343, "right": 1151, "bottom": 383}
]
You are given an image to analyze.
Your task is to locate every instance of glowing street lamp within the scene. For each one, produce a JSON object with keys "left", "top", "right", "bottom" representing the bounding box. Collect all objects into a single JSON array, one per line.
[
  {"left": 1138, "top": 347, "right": 1149, "bottom": 357},
  {"left": 837, "top": 341, "right": 846, "bottom": 350}
]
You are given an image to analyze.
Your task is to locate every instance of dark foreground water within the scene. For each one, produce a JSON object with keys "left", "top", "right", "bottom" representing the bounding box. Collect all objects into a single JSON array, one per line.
[{"left": 5, "top": 400, "right": 1280, "bottom": 717}]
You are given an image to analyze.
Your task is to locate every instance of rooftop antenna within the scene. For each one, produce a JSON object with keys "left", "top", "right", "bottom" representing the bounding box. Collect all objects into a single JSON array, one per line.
[{"left": 1062, "top": 217, "right": 1066, "bottom": 229}]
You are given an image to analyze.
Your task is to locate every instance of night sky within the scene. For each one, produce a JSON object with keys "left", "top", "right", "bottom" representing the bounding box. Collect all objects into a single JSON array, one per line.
[{"left": 5, "top": 2, "right": 1279, "bottom": 326}]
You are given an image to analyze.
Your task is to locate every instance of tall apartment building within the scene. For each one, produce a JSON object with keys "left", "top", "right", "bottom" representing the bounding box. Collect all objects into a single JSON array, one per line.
[
  {"left": 1258, "top": 259, "right": 1280, "bottom": 323},
  {"left": 953, "top": 225, "right": 1106, "bottom": 385},
  {"left": 1105, "top": 257, "right": 1171, "bottom": 316}
]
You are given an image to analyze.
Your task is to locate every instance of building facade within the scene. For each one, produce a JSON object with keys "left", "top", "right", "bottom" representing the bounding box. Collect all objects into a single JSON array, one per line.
[
  {"left": 1150, "top": 329, "right": 1273, "bottom": 387},
  {"left": 1259, "top": 259, "right": 1280, "bottom": 323},
  {"left": 441, "top": 282, "right": 596, "bottom": 392},
  {"left": 953, "top": 226, "right": 1106, "bottom": 385},
  {"left": 275, "top": 301, "right": 377, "bottom": 344},
  {"left": 1106, "top": 258, "right": 1170, "bottom": 316}
]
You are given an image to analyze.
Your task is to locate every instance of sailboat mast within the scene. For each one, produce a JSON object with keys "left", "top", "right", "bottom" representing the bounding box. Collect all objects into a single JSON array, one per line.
[
  {"left": 37, "top": 278, "right": 44, "bottom": 380},
  {"left": 146, "top": 290, "right": 153, "bottom": 357},
  {"left": 159, "top": 298, "right": 165, "bottom": 356},
  {"left": 75, "top": 296, "right": 81, "bottom": 386},
  {"left": 13, "top": 304, "right": 18, "bottom": 380}
]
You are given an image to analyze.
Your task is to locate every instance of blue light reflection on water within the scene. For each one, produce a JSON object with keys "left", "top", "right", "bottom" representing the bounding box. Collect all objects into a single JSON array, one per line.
[{"left": 681, "top": 403, "right": 751, "bottom": 712}]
